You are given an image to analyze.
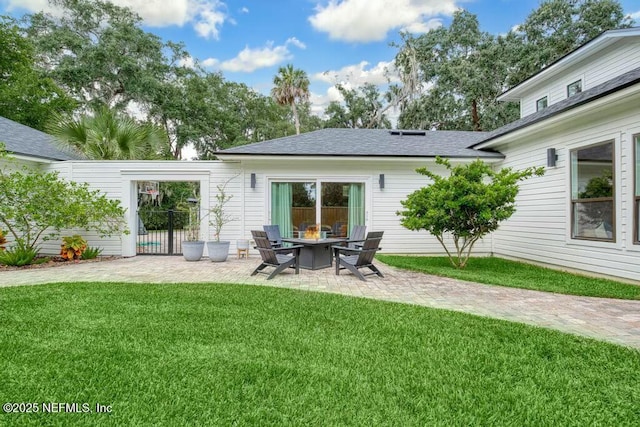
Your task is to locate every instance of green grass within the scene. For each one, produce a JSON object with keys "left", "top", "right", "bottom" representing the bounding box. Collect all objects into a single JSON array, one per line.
[
  {"left": 1, "top": 282, "right": 639, "bottom": 426},
  {"left": 377, "top": 255, "right": 640, "bottom": 300}
]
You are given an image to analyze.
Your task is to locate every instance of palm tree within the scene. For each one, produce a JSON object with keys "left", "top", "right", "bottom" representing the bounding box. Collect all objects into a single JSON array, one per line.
[
  {"left": 48, "top": 107, "right": 165, "bottom": 160},
  {"left": 271, "top": 64, "right": 310, "bottom": 135}
]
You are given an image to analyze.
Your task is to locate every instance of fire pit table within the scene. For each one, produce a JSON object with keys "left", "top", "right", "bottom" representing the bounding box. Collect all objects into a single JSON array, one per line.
[{"left": 282, "top": 237, "right": 346, "bottom": 270}]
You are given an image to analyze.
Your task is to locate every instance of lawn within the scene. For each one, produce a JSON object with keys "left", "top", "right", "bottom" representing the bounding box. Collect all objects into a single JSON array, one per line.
[
  {"left": 1, "top": 283, "right": 639, "bottom": 426},
  {"left": 377, "top": 255, "right": 640, "bottom": 300}
]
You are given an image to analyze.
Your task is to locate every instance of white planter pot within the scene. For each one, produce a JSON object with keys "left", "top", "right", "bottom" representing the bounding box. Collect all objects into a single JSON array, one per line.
[
  {"left": 236, "top": 239, "right": 250, "bottom": 250},
  {"left": 207, "top": 241, "right": 230, "bottom": 262},
  {"left": 182, "top": 241, "right": 204, "bottom": 261}
]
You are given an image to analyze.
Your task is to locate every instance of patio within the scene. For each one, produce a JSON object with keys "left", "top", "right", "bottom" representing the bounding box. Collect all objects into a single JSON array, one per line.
[{"left": 1, "top": 255, "right": 639, "bottom": 350}]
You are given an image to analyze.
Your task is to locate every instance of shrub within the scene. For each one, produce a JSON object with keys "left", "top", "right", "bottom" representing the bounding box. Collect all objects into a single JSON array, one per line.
[
  {"left": 0, "top": 242, "right": 38, "bottom": 266},
  {"left": 0, "top": 144, "right": 128, "bottom": 250},
  {"left": 60, "top": 235, "right": 88, "bottom": 261},
  {"left": 398, "top": 157, "right": 544, "bottom": 268},
  {"left": 81, "top": 246, "right": 103, "bottom": 260}
]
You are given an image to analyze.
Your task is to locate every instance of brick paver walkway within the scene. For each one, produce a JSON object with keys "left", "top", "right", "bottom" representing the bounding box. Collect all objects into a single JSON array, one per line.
[{"left": 1, "top": 255, "right": 639, "bottom": 350}]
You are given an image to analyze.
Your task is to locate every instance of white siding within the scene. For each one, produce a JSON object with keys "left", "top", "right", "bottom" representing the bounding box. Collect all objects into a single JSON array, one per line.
[
  {"left": 494, "top": 96, "right": 640, "bottom": 282},
  {"left": 39, "top": 161, "right": 244, "bottom": 256},
  {"left": 238, "top": 158, "right": 493, "bottom": 255},
  {"left": 520, "top": 38, "right": 640, "bottom": 117}
]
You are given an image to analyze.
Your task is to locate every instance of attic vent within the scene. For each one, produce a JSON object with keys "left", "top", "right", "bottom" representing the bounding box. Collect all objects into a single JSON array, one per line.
[{"left": 390, "top": 130, "right": 427, "bottom": 136}]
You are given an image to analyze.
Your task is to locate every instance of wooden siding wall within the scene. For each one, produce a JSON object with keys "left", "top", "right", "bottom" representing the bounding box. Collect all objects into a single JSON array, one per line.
[
  {"left": 493, "top": 97, "right": 640, "bottom": 282},
  {"left": 239, "top": 158, "right": 493, "bottom": 255},
  {"left": 41, "top": 161, "right": 244, "bottom": 256},
  {"left": 521, "top": 39, "right": 640, "bottom": 117}
]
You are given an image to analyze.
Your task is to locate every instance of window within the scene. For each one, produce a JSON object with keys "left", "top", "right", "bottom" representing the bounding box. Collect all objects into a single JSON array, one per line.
[
  {"left": 570, "top": 142, "right": 614, "bottom": 241},
  {"left": 536, "top": 96, "right": 548, "bottom": 112},
  {"left": 271, "top": 181, "right": 365, "bottom": 238},
  {"left": 567, "top": 80, "right": 582, "bottom": 97},
  {"left": 635, "top": 135, "right": 640, "bottom": 244}
]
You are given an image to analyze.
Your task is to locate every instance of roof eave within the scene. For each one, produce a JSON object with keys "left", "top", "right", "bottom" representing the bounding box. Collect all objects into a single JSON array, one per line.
[
  {"left": 215, "top": 153, "right": 504, "bottom": 162},
  {"left": 475, "top": 81, "right": 640, "bottom": 150},
  {"left": 497, "top": 28, "right": 640, "bottom": 101}
]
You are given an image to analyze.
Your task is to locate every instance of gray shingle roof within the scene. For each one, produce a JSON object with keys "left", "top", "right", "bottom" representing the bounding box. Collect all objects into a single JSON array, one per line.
[
  {"left": 474, "top": 66, "right": 640, "bottom": 147},
  {"left": 218, "top": 128, "right": 503, "bottom": 159},
  {"left": 0, "top": 116, "right": 80, "bottom": 161}
]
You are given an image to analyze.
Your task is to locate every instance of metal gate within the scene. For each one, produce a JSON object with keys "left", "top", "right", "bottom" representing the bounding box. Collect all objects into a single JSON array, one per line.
[{"left": 137, "top": 209, "right": 190, "bottom": 255}]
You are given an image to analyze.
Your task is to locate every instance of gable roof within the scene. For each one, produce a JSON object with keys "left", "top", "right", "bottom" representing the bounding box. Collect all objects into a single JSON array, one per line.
[
  {"left": 473, "top": 66, "right": 640, "bottom": 149},
  {"left": 0, "top": 116, "right": 79, "bottom": 161},
  {"left": 217, "top": 128, "right": 503, "bottom": 159},
  {"left": 498, "top": 27, "right": 640, "bottom": 101}
]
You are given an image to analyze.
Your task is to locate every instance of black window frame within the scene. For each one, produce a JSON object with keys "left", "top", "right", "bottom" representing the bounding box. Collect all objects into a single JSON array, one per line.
[
  {"left": 536, "top": 96, "right": 548, "bottom": 112},
  {"left": 567, "top": 80, "right": 582, "bottom": 97},
  {"left": 570, "top": 141, "right": 615, "bottom": 242},
  {"left": 634, "top": 134, "right": 640, "bottom": 244}
]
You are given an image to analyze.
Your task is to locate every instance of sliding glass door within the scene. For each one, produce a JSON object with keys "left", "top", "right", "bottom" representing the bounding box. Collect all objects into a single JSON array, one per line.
[
  {"left": 271, "top": 180, "right": 365, "bottom": 238},
  {"left": 321, "top": 182, "right": 365, "bottom": 237},
  {"left": 271, "top": 182, "right": 316, "bottom": 238}
]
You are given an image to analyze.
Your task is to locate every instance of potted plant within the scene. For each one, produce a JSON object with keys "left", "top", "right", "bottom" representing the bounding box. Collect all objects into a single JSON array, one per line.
[
  {"left": 207, "top": 177, "right": 237, "bottom": 262},
  {"left": 182, "top": 198, "right": 205, "bottom": 261}
]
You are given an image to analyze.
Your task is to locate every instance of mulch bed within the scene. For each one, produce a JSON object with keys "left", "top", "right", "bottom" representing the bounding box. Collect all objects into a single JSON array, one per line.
[{"left": 0, "top": 256, "right": 121, "bottom": 271}]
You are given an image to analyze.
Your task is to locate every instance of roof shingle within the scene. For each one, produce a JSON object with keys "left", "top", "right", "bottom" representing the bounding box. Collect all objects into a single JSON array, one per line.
[
  {"left": 218, "top": 128, "right": 503, "bottom": 159},
  {"left": 0, "top": 116, "right": 80, "bottom": 161}
]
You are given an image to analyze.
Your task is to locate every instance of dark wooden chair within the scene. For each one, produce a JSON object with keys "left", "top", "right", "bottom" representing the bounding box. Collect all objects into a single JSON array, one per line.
[
  {"left": 346, "top": 225, "right": 366, "bottom": 249},
  {"left": 263, "top": 224, "right": 287, "bottom": 247},
  {"left": 333, "top": 231, "right": 384, "bottom": 281},
  {"left": 251, "top": 230, "right": 301, "bottom": 280},
  {"left": 329, "top": 225, "right": 366, "bottom": 266}
]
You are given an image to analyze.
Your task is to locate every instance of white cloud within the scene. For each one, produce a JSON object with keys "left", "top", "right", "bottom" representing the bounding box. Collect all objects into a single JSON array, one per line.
[
  {"left": 286, "top": 37, "right": 307, "bottom": 49},
  {"left": 309, "top": 0, "right": 458, "bottom": 42},
  {"left": 202, "top": 58, "right": 220, "bottom": 68},
  {"left": 313, "top": 60, "right": 399, "bottom": 86},
  {"left": 206, "top": 38, "right": 306, "bottom": 73},
  {"left": 401, "top": 18, "right": 442, "bottom": 34},
  {"left": 5, "top": 0, "right": 230, "bottom": 40},
  {"left": 4, "top": 0, "right": 61, "bottom": 15},
  {"left": 178, "top": 56, "right": 197, "bottom": 69},
  {"left": 629, "top": 10, "right": 640, "bottom": 21},
  {"left": 240, "top": 6, "right": 249, "bottom": 13}
]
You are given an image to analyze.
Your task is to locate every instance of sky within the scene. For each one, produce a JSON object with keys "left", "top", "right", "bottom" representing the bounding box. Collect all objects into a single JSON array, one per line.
[{"left": 2, "top": 0, "right": 640, "bottom": 119}]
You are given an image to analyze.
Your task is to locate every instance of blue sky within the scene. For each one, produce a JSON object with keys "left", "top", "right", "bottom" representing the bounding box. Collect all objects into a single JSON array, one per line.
[{"left": 2, "top": 0, "right": 639, "bottom": 117}]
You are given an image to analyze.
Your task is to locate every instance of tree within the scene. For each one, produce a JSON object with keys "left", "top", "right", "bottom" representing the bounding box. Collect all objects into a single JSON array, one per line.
[
  {"left": 398, "top": 158, "right": 544, "bottom": 268},
  {"left": 271, "top": 64, "right": 310, "bottom": 135},
  {"left": 0, "top": 16, "right": 75, "bottom": 130},
  {"left": 509, "top": 0, "right": 633, "bottom": 85},
  {"left": 0, "top": 144, "right": 128, "bottom": 251},
  {"left": 47, "top": 107, "right": 165, "bottom": 160},
  {"left": 395, "top": 11, "right": 516, "bottom": 131},
  {"left": 24, "top": 0, "right": 177, "bottom": 112},
  {"left": 324, "top": 83, "right": 391, "bottom": 129}
]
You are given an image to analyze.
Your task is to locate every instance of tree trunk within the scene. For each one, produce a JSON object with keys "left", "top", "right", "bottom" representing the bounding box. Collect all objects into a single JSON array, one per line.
[
  {"left": 291, "top": 101, "right": 301, "bottom": 135},
  {"left": 471, "top": 99, "right": 481, "bottom": 131}
]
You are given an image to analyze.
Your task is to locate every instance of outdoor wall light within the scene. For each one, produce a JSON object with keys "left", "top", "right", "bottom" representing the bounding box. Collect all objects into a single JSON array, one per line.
[
  {"left": 379, "top": 174, "right": 385, "bottom": 189},
  {"left": 250, "top": 173, "right": 256, "bottom": 189},
  {"left": 547, "top": 148, "right": 557, "bottom": 167}
]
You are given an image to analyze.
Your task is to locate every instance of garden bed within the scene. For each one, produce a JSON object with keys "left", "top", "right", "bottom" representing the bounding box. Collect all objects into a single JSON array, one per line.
[{"left": 0, "top": 255, "right": 121, "bottom": 271}]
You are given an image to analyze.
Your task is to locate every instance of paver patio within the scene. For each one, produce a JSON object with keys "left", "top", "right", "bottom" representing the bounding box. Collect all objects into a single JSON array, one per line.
[{"left": 1, "top": 255, "right": 639, "bottom": 350}]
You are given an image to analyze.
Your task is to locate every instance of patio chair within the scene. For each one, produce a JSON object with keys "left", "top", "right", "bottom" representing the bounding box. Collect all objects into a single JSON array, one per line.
[
  {"left": 346, "top": 225, "right": 366, "bottom": 249},
  {"left": 263, "top": 224, "right": 287, "bottom": 248},
  {"left": 333, "top": 231, "right": 384, "bottom": 281},
  {"left": 251, "top": 230, "right": 302, "bottom": 280},
  {"left": 328, "top": 225, "right": 366, "bottom": 266}
]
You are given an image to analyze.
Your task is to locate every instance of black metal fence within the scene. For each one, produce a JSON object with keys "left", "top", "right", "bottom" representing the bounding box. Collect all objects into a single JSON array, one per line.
[{"left": 137, "top": 209, "right": 190, "bottom": 255}]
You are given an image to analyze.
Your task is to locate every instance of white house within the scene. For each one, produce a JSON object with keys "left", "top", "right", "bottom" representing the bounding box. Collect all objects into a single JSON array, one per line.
[{"left": 1, "top": 27, "right": 639, "bottom": 282}]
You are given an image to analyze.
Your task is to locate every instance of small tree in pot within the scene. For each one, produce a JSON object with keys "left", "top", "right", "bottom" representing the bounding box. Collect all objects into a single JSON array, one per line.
[
  {"left": 181, "top": 197, "right": 205, "bottom": 261},
  {"left": 207, "top": 176, "right": 237, "bottom": 262}
]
